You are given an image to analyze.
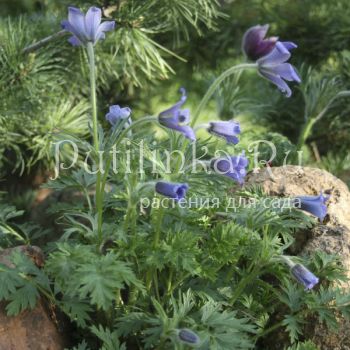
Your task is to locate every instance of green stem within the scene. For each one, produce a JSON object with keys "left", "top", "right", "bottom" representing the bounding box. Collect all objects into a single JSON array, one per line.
[
  {"left": 87, "top": 42, "right": 103, "bottom": 243},
  {"left": 3, "top": 224, "right": 26, "bottom": 243},
  {"left": 153, "top": 206, "right": 164, "bottom": 248},
  {"left": 166, "top": 268, "right": 173, "bottom": 294},
  {"left": 297, "top": 90, "right": 350, "bottom": 152},
  {"left": 98, "top": 116, "right": 158, "bottom": 219},
  {"left": 173, "top": 63, "right": 256, "bottom": 173},
  {"left": 257, "top": 320, "right": 284, "bottom": 338},
  {"left": 146, "top": 205, "right": 164, "bottom": 292},
  {"left": 191, "top": 63, "right": 257, "bottom": 126},
  {"left": 18, "top": 273, "right": 56, "bottom": 304},
  {"left": 296, "top": 118, "right": 316, "bottom": 151},
  {"left": 230, "top": 263, "right": 262, "bottom": 305}
]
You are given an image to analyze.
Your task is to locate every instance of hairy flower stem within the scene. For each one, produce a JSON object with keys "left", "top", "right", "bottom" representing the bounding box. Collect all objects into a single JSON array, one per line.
[
  {"left": 191, "top": 63, "right": 257, "bottom": 127},
  {"left": 98, "top": 116, "right": 158, "bottom": 233},
  {"left": 296, "top": 118, "right": 316, "bottom": 152},
  {"left": 100, "top": 116, "right": 157, "bottom": 192},
  {"left": 87, "top": 42, "right": 103, "bottom": 243},
  {"left": 166, "top": 268, "right": 174, "bottom": 294},
  {"left": 296, "top": 90, "right": 350, "bottom": 152},
  {"left": 174, "top": 63, "right": 257, "bottom": 174},
  {"left": 146, "top": 205, "right": 164, "bottom": 294}
]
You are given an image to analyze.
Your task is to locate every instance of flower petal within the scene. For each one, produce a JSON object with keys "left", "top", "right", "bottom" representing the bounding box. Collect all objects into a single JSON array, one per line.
[
  {"left": 257, "top": 41, "right": 291, "bottom": 66},
  {"left": 106, "top": 105, "right": 132, "bottom": 126},
  {"left": 270, "top": 63, "right": 301, "bottom": 82},
  {"left": 178, "top": 329, "right": 201, "bottom": 345},
  {"left": 61, "top": 19, "right": 73, "bottom": 31},
  {"left": 178, "top": 109, "right": 190, "bottom": 124},
  {"left": 68, "top": 7, "right": 87, "bottom": 42},
  {"left": 280, "top": 41, "right": 297, "bottom": 50},
  {"left": 259, "top": 69, "right": 292, "bottom": 97},
  {"left": 242, "top": 25, "right": 269, "bottom": 57},
  {"left": 155, "top": 182, "right": 189, "bottom": 201},
  {"left": 159, "top": 88, "right": 187, "bottom": 119},
  {"left": 294, "top": 192, "right": 329, "bottom": 221},
  {"left": 94, "top": 21, "right": 115, "bottom": 43},
  {"left": 98, "top": 21, "right": 116, "bottom": 33},
  {"left": 171, "top": 124, "right": 196, "bottom": 141},
  {"left": 291, "top": 264, "right": 319, "bottom": 290},
  {"left": 85, "top": 7, "right": 102, "bottom": 42},
  {"left": 68, "top": 36, "right": 82, "bottom": 46},
  {"left": 208, "top": 121, "right": 241, "bottom": 144}
]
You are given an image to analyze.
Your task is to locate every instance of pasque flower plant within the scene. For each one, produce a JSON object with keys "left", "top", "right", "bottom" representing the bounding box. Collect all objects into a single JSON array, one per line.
[
  {"left": 10, "top": 6, "right": 349, "bottom": 349},
  {"left": 158, "top": 88, "right": 196, "bottom": 141},
  {"left": 191, "top": 23, "right": 301, "bottom": 127}
]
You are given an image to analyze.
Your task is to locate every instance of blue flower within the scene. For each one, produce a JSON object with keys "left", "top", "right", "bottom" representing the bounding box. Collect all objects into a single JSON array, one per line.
[
  {"left": 208, "top": 121, "right": 241, "bottom": 144},
  {"left": 105, "top": 105, "right": 132, "bottom": 127},
  {"left": 211, "top": 152, "right": 248, "bottom": 184},
  {"left": 155, "top": 182, "right": 189, "bottom": 201},
  {"left": 158, "top": 88, "right": 196, "bottom": 141},
  {"left": 177, "top": 328, "right": 201, "bottom": 347},
  {"left": 242, "top": 24, "right": 278, "bottom": 61},
  {"left": 257, "top": 41, "right": 301, "bottom": 97},
  {"left": 61, "top": 7, "right": 115, "bottom": 46},
  {"left": 294, "top": 192, "right": 329, "bottom": 221},
  {"left": 291, "top": 264, "right": 319, "bottom": 290}
]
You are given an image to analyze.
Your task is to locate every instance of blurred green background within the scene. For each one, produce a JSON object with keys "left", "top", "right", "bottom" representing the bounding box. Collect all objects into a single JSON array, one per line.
[{"left": 0, "top": 0, "right": 350, "bottom": 189}]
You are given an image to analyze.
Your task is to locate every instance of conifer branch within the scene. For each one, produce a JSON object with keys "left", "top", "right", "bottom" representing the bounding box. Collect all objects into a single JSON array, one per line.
[{"left": 22, "top": 30, "right": 67, "bottom": 54}]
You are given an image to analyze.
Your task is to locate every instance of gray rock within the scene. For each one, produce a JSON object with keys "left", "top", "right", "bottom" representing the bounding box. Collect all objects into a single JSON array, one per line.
[{"left": 246, "top": 165, "right": 350, "bottom": 349}]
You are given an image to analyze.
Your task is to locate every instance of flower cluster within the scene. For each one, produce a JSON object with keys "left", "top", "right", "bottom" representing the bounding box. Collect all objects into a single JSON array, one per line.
[
  {"left": 62, "top": 8, "right": 322, "bottom": 297},
  {"left": 103, "top": 87, "right": 248, "bottom": 200},
  {"left": 154, "top": 88, "right": 249, "bottom": 199}
]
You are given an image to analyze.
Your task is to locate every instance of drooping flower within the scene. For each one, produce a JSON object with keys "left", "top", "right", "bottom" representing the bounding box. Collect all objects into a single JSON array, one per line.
[
  {"left": 155, "top": 182, "right": 189, "bottom": 201},
  {"left": 291, "top": 263, "right": 319, "bottom": 290},
  {"left": 158, "top": 88, "right": 196, "bottom": 141},
  {"left": 105, "top": 105, "right": 132, "bottom": 127},
  {"left": 257, "top": 41, "right": 301, "bottom": 97},
  {"left": 242, "top": 24, "right": 297, "bottom": 61},
  {"left": 211, "top": 152, "right": 249, "bottom": 184},
  {"left": 177, "top": 328, "right": 201, "bottom": 347},
  {"left": 207, "top": 121, "right": 241, "bottom": 144},
  {"left": 61, "top": 7, "right": 115, "bottom": 46},
  {"left": 293, "top": 192, "right": 329, "bottom": 221}
]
